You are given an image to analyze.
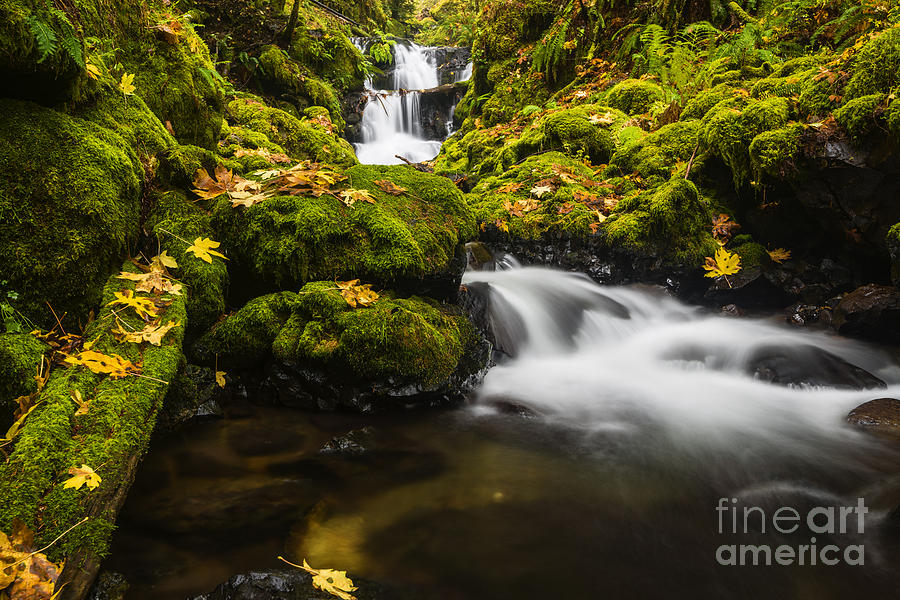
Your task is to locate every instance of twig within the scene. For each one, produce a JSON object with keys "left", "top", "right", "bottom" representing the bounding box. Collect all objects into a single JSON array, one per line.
[
  {"left": 8, "top": 517, "right": 89, "bottom": 569},
  {"left": 684, "top": 143, "right": 699, "bottom": 180},
  {"left": 46, "top": 302, "right": 67, "bottom": 337}
]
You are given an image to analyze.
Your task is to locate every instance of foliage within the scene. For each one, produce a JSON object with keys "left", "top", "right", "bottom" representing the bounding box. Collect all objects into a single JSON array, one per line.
[
  {"left": 26, "top": 0, "right": 84, "bottom": 68},
  {"left": 279, "top": 557, "right": 358, "bottom": 600},
  {"left": 703, "top": 246, "right": 742, "bottom": 279}
]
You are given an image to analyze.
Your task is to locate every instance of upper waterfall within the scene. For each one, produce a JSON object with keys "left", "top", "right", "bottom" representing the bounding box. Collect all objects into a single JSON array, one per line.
[{"left": 354, "top": 41, "right": 470, "bottom": 165}]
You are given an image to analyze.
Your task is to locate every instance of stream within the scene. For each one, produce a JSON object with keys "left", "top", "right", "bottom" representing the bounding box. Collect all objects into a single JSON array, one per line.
[
  {"left": 104, "top": 39, "right": 900, "bottom": 600},
  {"left": 107, "top": 265, "right": 900, "bottom": 599}
]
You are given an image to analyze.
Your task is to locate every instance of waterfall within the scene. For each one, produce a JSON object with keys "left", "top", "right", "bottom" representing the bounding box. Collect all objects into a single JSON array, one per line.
[
  {"left": 355, "top": 41, "right": 470, "bottom": 165},
  {"left": 463, "top": 265, "right": 900, "bottom": 456}
]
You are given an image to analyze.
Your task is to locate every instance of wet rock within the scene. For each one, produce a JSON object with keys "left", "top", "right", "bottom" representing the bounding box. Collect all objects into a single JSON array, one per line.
[
  {"left": 191, "top": 569, "right": 412, "bottom": 600},
  {"left": 833, "top": 284, "right": 900, "bottom": 342},
  {"left": 747, "top": 344, "right": 886, "bottom": 390},
  {"left": 158, "top": 364, "right": 226, "bottom": 431},
  {"left": 87, "top": 571, "right": 128, "bottom": 600},
  {"left": 704, "top": 266, "right": 793, "bottom": 308},
  {"left": 319, "top": 427, "right": 377, "bottom": 455},
  {"left": 720, "top": 304, "right": 744, "bottom": 317},
  {"left": 846, "top": 398, "right": 900, "bottom": 436}
]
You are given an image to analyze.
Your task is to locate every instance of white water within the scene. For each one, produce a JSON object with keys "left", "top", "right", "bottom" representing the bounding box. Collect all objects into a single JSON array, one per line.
[
  {"left": 355, "top": 42, "right": 469, "bottom": 165},
  {"left": 463, "top": 266, "right": 900, "bottom": 455}
]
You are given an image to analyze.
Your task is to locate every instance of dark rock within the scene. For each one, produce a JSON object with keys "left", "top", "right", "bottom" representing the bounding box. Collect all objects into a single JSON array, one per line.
[
  {"left": 319, "top": 427, "right": 377, "bottom": 455},
  {"left": 720, "top": 303, "right": 744, "bottom": 317},
  {"left": 747, "top": 344, "right": 886, "bottom": 390},
  {"left": 833, "top": 284, "right": 900, "bottom": 342},
  {"left": 191, "top": 568, "right": 413, "bottom": 600},
  {"left": 704, "top": 266, "right": 792, "bottom": 308},
  {"left": 846, "top": 398, "right": 900, "bottom": 437},
  {"left": 158, "top": 364, "right": 226, "bottom": 431},
  {"left": 87, "top": 571, "right": 128, "bottom": 600},
  {"left": 786, "top": 303, "right": 823, "bottom": 326}
]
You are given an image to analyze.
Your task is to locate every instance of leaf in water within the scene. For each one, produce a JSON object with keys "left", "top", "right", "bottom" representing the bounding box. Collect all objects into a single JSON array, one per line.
[
  {"left": 186, "top": 237, "right": 228, "bottom": 263},
  {"left": 767, "top": 247, "right": 791, "bottom": 263},
  {"left": 63, "top": 464, "right": 101, "bottom": 491},
  {"left": 703, "top": 247, "right": 742, "bottom": 279}
]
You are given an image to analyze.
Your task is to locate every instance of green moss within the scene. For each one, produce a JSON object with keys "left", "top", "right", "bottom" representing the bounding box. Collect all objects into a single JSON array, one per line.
[
  {"left": 609, "top": 120, "right": 702, "bottom": 183},
  {"left": 0, "top": 333, "right": 48, "bottom": 419},
  {"left": 193, "top": 292, "right": 299, "bottom": 368},
  {"left": 845, "top": 27, "right": 900, "bottom": 100},
  {"left": 604, "top": 79, "right": 666, "bottom": 115},
  {"left": 145, "top": 190, "right": 229, "bottom": 336},
  {"left": 467, "top": 151, "right": 602, "bottom": 240},
  {"left": 681, "top": 84, "right": 738, "bottom": 120},
  {"left": 603, "top": 177, "right": 716, "bottom": 264},
  {"left": 227, "top": 97, "right": 357, "bottom": 166},
  {"left": 212, "top": 164, "right": 475, "bottom": 290},
  {"left": 75, "top": 87, "right": 176, "bottom": 158},
  {"left": 0, "top": 264, "right": 186, "bottom": 560},
  {"left": 0, "top": 99, "right": 142, "bottom": 327},
  {"left": 289, "top": 27, "right": 365, "bottom": 95},
  {"left": 276, "top": 282, "right": 474, "bottom": 386},
  {"left": 133, "top": 28, "right": 226, "bottom": 149},
  {"left": 888, "top": 97, "right": 900, "bottom": 139},
  {"left": 732, "top": 241, "right": 770, "bottom": 269},
  {"left": 834, "top": 93, "right": 888, "bottom": 142},
  {"left": 748, "top": 123, "right": 803, "bottom": 179},
  {"left": 257, "top": 45, "right": 345, "bottom": 131},
  {"left": 701, "top": 96, "right": 791, "bottom": 187}
]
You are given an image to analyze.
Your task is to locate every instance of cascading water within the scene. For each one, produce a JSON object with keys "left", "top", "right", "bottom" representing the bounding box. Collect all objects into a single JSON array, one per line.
[
  {"left": 355, "top": 41, "right": 470, "bottom": 164},
  {"left": 463, "top": 265, "right": 900, "bottom": 454}
]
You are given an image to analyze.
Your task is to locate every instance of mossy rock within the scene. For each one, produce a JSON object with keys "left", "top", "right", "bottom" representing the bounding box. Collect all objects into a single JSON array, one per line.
[
  {"left": 75, "top": 86, "right": 176, "bottom": 159},
  {"left": 467, "top": 151, "right": 601, "bottom": 240},
  {"left": 212, "top": 164, "right": 475, "bottom": 294},
  {"left": 192, "top": 292, "right": 299, "bottom": 369},
  {"left": 834, "top": 93, "right": 888, "bottom": 142},
  {"left": 748, "top": 123, "right": 803, "bottom": 179},
  {"left": 276, "top": 282, "right": 476, "bottom": 389},
  {"left": 227, "top": 97, "right": 357, "bottom": 167},
  {"left": 888, "top": 97, "right": 900, "bottom": 139},
  {"left": 845, "top": 28, "right": 900, "bottom": 101},
  {"left": 0, "top": 99, "right": 142, "bottom": 326},
  {"left": 257, "top": 45, "right": 345, "bottom": 131},
  {"left": 701, "top": 96, "right": 791, "bottom": 187},
  {"left": 0, "top": 333, "right": 48, "bottom": 426},
  {"left": 133, "top": 29, "right": 226, "bottom": 149},
  {"left": 602, "top": 177, "right": 716, "bottom": 264},
  {"left": 681, "top": 84, "right": 739, "bottom": 120},
  {"left": 513, "top": 105, "right": 628, "bottom": 165},
  {"left": 604, "top": 79, "right": 666, "bottom": 115},
  {"left": 609, "top": 120, "right": 702, "bottom": 183},
  {"left": 289, "top": 27, "right": 365, "bottom": 95},
  {"left": 145, "top": 190, "right": 229, "bottom": 336}
]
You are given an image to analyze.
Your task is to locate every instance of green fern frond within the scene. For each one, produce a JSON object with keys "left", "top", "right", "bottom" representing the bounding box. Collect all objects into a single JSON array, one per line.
[{"left": 26, "top": 15, "right": 57, "bottom": 63}]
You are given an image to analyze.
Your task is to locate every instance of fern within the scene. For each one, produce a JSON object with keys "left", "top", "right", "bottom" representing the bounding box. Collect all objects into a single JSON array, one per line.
[{"left": 26, "top": 15, "right": 57, "bottom": 63}]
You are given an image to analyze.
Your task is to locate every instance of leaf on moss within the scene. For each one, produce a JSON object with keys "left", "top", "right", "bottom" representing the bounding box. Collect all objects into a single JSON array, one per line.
[
  {"left": 0, "top": 520, "right": 63, "bottom": 596},
  {"left": 70, "top": 390, "right": 91, "bottom": 417},
  {"left": 63, "top": 350, "right": 141, "bottom": 379},
  {"left": 107, "top": 290, "right": 158, "bottom": 319},
  {"left": 530, "top": 184, "right": 554, "bottom": 198},
  {"left": 85, "top": 62, "right": 101, "bottom": 80},
  {"left": 339, "top": 189, "right": 377, "bottom": 207},
  {"left": 703, "top": 247, "right": 742, "bottom": 279},
  {"left": 373, "top": 179, "right": 407, "bottom": 195},
  {"left": 112, "top": 320, "right": 178, "bottom": 346},
  {"left": 118, "top": 72, "right": 136, "bottom": 96},
  {"left": 186, "top": 237, "right": 228, "bottom": 263},
  {"left": 63, "top": 464, "right": 101, "bottom": 491},
  {"left": 336, "top": 280, "right": 380, "bottom": 308}
]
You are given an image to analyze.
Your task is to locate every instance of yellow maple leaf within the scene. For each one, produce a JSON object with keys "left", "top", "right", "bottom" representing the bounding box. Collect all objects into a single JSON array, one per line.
[
  {"left": 187, "top": 237, "right": 228, "bottom": 263},
  {"left": 112, "top": 320, "right": 178, "bottom": 346},
  {"left": 339, "top": 188, "right": 377, "bottom": 207},
  {"left": 530, "top": 184, "right": 554, "bottom": 198},
  {"left": 703, "top": 247, "right": 742, "bottom": 279},
  {"left": 589, "top": 112, "right": 615, "bottom": 125},
  {"left": 215, "top": 371, "right": 227, "bottom": 388},
  {"left": 153, "top": 251, "right": 178, "bottom": 270},
  {"left": 767, "top": 247, "right": 791, "bottom": 264},
  {"left": 107, "top": 290, "right": 158, "bottom": 319},
  {"left": 118, "top": 72, "right": 136, "bottom": 95},
  {"left": 0, "top": 520, "right": 64, "bottom": 595},
  {"left": 278, "top": 557, "right": 358, "bottom": 600},
  {"left": 373, "top": 179, "right": 407, "bottom": 195},
  {"left": 63, "top": 464, "right": 101, "bottom": 491},
  {"left": 336, "top": 280, "right": 380, "bottom": 308},
  {"left": 71, "top": 390, "right": 91, "bottom": 416},
  {"left": 64, "top": 350, "right": 140, "bottom": 379}
]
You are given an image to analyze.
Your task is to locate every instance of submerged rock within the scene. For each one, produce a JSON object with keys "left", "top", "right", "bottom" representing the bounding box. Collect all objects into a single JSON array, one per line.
[
  {"left": 747, "top": 345, "right": 886, "bottom": 390},
  {"left": 832, "top": 284, "right": 900, "bottom": 342},
  {"left": 192, "top": 569, "right": 412, "bottom": 600},
  {"left": 846, "top": 398, "right": 900, "bottom": 437}
]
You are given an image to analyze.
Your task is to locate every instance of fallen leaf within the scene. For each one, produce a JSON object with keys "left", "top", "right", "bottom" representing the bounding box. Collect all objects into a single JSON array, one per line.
[
  {"left": 767, "top": 248, "right": 791, "bottom": 263},
  {"left": 339, "top": 189, "right": 376, "bottom": 206},
  {"left": 85, "top": 62, "right": 101, "bottom": 80},
  {"left": 0, "top": 520, "right": 64, "bottom": 597},
  {"left": 336, "top": 280, "right": 379, "bottom": 308},
  {"left": 71, "top": 390, "right": 91, "bottom": 416},
  {"left": 703, "top": 247, "right": 742, "bottom": 279},
  {"left": 278, "top": 557, "right": 358, "bottom": 600},
  {"left": 112, "top": 320, "right": 178, "bottom": 346},
  {"left": 186, "top": 237, "right": 228, "bottom": 263},
  {"left": 374, "top": 179, "right": 407, "bottom": 195},
  {"left": 64, "top": 350, "right": 140, "bottom": 379},
  {"left": 530, "top": 185, "right": 554, "bottom": 198},
  {"left": 589, "top": 112, "right": 616, "bottom": 125},
  {"left": 153, "top": 251, "right": 178, "bottom": 270},
  {"left": 215, "top": 371, "right": 226, "bottom": 388},
  {"left": 63, "top": 464, "right": 101, "bottom": 491},
  {"left": 107, "top": 290, "right": 158, "bottom": 319}
]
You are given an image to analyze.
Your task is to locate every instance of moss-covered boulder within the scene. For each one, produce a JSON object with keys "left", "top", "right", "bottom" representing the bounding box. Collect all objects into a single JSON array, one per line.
[
  {"left": 0, "top": 99, "right": 142, "bottom": 326},
  {"left": 845, "top": 27, "right": 900, "bottom": 100},
  {"left": 605, "top": 79, "right": 666, "bottom": 115},
  {"left": 609, "top": 120, "right": 703, "bottom": 183},
  {"left": 75, "top": 87, "right": 176, "bottom": 159},
  {"left": 0, "top": 333, "right": 48, "bottom": 426},
  {"left": 523, "top": 105, "right": 627, "bottom": 164},
  {"left": 603, "top": 177, "right": 716, "bottom": 264},
  {"left": 146, "top": 190, "right": 230, "bottom": 336},
  {"left": 834, "top": 93, "right": 888, "bottom": 142},
  {"left": 212, "top": 164, "right": 476, "bottom": 297},
  {"left": 227, "top": 97, "right": 357, "bottom": 166}
]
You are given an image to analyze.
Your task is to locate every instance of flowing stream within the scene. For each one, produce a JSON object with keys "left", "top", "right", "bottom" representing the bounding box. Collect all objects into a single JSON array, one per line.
[
  {"left": 108, "top": 262, "right": 900, "bottom": 599},
  {"left": 354, "top": 41, "right": 470, "bottom": 164}
]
